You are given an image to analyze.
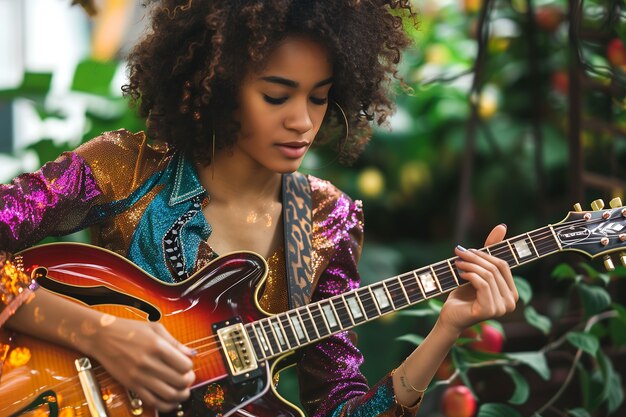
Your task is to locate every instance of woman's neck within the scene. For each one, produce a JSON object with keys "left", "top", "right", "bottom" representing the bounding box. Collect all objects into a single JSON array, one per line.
[{"left": 195, "top": 150, "right": 282, "bottom": 206}]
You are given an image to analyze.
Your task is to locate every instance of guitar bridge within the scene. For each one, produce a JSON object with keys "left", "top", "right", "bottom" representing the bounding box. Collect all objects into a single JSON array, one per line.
[{"left": 215, "top": 320, "right": 258, "bottom": 379}]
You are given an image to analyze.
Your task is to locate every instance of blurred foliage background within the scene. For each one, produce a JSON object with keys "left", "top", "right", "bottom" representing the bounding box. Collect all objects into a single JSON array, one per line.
[{"left": 1, "top": 0, "right": 626, "bottom": 416}]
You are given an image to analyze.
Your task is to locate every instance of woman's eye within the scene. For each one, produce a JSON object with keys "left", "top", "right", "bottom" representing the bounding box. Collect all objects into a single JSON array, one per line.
[
  {"left": 263, "top": 94, "right": 287, "bottom": 105},
  {"left": 310, "top": 96, "right": 328, "bottom": 105}
]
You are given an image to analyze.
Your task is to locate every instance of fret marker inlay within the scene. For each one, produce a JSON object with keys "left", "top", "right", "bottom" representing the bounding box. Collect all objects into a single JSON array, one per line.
[
  {"left": 346, "top": 296, "right": 364, "bottom": 319},
  {"left": 513, "top": 240, "right": 532, "bottom": 258},
  {"left": 373, "top": 287, "right": 391, "bottom": 309},
  {"left": 290, "top": 315, "right": 306, "bottom": 341},
  {"left": 419, "top": 273, "right": 437, "bottom": 293},
  {"left": 255, "top": 326, "right": 270, "bottom": 352},
  {"left": 322, "top": 304, "right": 338, "bottom": 328}
]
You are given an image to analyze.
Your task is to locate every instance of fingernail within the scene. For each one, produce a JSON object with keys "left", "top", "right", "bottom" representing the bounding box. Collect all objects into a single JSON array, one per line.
[
  {"left": 499, "top": 223, "right": 507, "bottom": 229},
  {"left": 456, "top": 244, "right": 467, "bottom": 252},
  {"left": 186, "top": 347, "right": 198, "bottom": 356}
]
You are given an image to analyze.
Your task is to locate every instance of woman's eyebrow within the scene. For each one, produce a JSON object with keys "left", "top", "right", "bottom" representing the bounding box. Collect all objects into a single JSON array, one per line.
[{"left": 259, "top": 76, "right": 333, "bottom": 88}]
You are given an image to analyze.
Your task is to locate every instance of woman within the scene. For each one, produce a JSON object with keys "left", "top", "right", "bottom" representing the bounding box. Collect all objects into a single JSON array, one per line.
[{"left": 0, "top": 1, "right": 518, "bottom": 416}]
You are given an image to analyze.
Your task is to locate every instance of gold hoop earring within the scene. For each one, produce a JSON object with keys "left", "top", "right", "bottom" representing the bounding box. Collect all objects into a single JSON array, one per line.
[{"left": 332, "top": 100, "right": 349, "bottom": 145}]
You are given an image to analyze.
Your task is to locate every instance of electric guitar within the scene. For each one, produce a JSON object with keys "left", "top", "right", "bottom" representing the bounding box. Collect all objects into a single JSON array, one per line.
[{"left": 1, "top": 200, "right": 626, "bottom": 417}]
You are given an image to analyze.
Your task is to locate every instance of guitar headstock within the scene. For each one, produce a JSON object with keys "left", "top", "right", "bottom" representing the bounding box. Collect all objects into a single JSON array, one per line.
[{"left": 555, "top": 197, "right": 626, "bottom": 270}]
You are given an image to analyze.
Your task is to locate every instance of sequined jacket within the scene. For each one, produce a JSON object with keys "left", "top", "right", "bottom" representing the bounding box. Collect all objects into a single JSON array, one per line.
[{"left": 0, "top": 129, "right": 419, "bottom": 417}]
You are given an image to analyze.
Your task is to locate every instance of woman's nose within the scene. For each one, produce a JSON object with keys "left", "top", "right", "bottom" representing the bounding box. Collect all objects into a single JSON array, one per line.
[{"left": 284, "top": 100, "right": 314, "bottom": 134}]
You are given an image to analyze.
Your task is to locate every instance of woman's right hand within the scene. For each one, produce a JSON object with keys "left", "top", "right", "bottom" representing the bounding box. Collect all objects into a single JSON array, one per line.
[{"left": 86, "top": 317, "right": 196, "bottom": 412}]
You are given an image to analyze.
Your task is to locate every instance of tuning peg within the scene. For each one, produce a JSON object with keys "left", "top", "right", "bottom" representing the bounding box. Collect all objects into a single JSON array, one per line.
[
  {"left": 591, "top": 199, "right": 605, "bottom": 211},
  {"left": 603, "top": 255, "right": 615, "bottom": 272},
  {"left": 610, "top": 197, "right": 623, "bottom": 208},
  {"left": 573, "top": 203, "right": 582, "bottom": 212},
  {"left": 620, "top": 252, "right": 626, "bottom": 267}
]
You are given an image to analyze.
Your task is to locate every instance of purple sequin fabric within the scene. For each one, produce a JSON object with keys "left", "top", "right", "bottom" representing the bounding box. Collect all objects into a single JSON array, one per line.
[
  {"left": 0, "top": 152, "right": 101, "bottom": 251},
  {"left": 298, "top": 177, "right": 417, "bottom": 417}
]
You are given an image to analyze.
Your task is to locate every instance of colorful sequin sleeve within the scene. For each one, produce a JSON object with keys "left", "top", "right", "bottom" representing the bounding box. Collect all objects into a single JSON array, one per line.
[
  {"left": 297, "top": 195, "right": 420, "bottom": 417},
  {"left": 0, "top": 152, "right": 102, "bottom": 253}
]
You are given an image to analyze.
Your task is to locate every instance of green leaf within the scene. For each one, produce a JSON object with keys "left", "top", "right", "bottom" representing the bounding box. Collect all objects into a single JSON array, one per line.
[
  {"left": 506, "top": 352, "right": 550, "bottom": 380},
  {"left": 477, "top": 403, "right": 521, "bottom": 417},
  {"left": 396, "top": 333, "right": 424, "bottom": 346},
  {"left": 398, "top": 308, "right": 438, "bottom": 317},
  {"left": 0, "top": 72, "right": 53, "bottom": 100},
  {"left": 607, "top": 372, "right": 624, "bottom": 413},
  {"left": 566, "top": 332, "right": 599, "bottom": 356},
  {"left": 578, "top": 263, "right": 610, "bottom": 286},
  {"left": 578, "top": 262, "right": 599, "bottom": 279},
  {"left": 608, "top": 317, "right": 626, "bottom": 346},
  {"left": 503, "top": 366, "right": 529, "bottom": 405},
  {"left": 451, "top": 346, "right": 474, "bottom": 395},
  {"left": 513, "top": 276, "right": 532, "bottom": 304},
  {"left": 612, "top": 302, "right": 626, "bottom": 324},
  {"left": 596, "top": 351, "right": 624, "bottom": 413},
  {"left": 71, "top": 59, "right": 120, "bottom": 96},
  {"left": 427, "top": 298, "right": 444, "bottom": 312},
  {"left": 577, "top": 284, "right": 611, "bottom": 317},
  {"left": 552, "top": 263, "right": 577, "bottom": 280},
  {"left": 523, "top": 306, "right": 552, "bottom": 334},
  {"left": 567, "top": 408, "right": 591, "bottom": 417}
]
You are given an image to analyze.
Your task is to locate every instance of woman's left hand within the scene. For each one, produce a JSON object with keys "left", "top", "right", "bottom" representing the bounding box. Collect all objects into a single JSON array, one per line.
[{"left": 438, "top": 224, "right": 519, "bottom": 335}]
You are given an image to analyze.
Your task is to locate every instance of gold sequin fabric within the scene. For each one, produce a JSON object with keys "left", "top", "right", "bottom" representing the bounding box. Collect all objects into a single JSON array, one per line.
[{"left": 75, "top": 129, "right": 173, "bottom": 255}]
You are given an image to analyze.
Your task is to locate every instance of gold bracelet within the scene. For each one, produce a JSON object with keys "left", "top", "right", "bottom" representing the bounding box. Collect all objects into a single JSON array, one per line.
[{"left": 399, "top": 362, "right": 427, "bottom": 394}]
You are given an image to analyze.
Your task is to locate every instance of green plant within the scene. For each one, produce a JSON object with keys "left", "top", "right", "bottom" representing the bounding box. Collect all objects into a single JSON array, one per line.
[{"left": 399, "top": 262, "right": 626, "bottom": 416}]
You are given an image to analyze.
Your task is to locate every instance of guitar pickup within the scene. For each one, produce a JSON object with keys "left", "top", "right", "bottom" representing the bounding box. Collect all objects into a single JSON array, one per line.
[{"left": 215, "top": 320, "right": 258, "bottom": 379}]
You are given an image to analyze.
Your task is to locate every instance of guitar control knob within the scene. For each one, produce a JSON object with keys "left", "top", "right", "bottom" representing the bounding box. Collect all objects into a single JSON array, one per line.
[
  {"left": 603, "top": 255, "right": 615, "bottom": 271},
  {"left": 610, "top": 197, "right": 623, "bottom": 208},
  {"left": 591, "top": 199, "right": 605, "bottom": 211},
  {"left": 573, "top": 203, "right": 582, "bottom": 212},
  {"left": 620, "top": 252, "right": 626, "bottom": 267}
]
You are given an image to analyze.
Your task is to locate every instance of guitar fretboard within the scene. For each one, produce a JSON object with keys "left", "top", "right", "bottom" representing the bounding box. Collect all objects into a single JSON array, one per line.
[{"left": 244, "top": 225, "right": 561, "bottom": 361}]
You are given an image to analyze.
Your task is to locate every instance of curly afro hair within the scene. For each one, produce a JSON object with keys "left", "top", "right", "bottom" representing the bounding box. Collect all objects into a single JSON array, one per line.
[{"left": 123, "top": 0, "right": 415, "bottom": 164}]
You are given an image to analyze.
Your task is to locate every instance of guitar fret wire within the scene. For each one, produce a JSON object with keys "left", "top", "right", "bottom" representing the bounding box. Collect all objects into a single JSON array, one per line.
[
  {"left": 447, "top": 260, "right": 460, "bottom": 286},
  {"left": 304, "top": 305, "right": 321, "bottom": 339},
  {"left": 429, "top": 265, "right": 443, "bottom": 292},
  {"left": 412, "top": 270, "right": 427, "bottom": 298},
  {"left": 367, "top": 287, "right": 382, "bottom": 315},
  {"left": 281, "top": 314, "right": 300, "bottom": 345},
  {"left": 381, "top": 279, "right": 396, "bottom": 310},
  {"left": 341, "top": 294, "right": 357, "bottom": 325},
  {"left": 396, "top": 276, "right": 411, "bottom": 305}
]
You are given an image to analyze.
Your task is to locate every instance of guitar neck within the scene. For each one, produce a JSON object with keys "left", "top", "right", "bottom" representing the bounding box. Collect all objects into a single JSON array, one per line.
[{"left": 244, "top": 225, "right": 561, "bottom": 361}]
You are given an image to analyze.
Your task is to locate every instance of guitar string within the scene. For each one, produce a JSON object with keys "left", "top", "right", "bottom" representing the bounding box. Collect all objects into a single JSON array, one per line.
[
  {"left": 85, "top": 214, "right": 623, "bottom": 388},
  {"left": 90, "top": 213, "right": 626, "bottom": 361},
  {"left": 36, "top": 214, "right": 623, "bottom": 395}
]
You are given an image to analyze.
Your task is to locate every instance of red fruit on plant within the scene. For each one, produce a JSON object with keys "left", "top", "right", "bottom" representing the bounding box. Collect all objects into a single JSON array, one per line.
[
  {"left": 535, "top": 6, "right": 563, "bottom": 32},
  {"left": 607, "top": 38, "right": 626, "bottom": 67},
  {"left": 464, "top": 322, "right": 504, "bottom": 353},
  {"left": 436, "top": 356, "right": 455, "bottom": 380},
  {"left": 441, "top": 385, "right": 477, "bottom": 417},
  {"left": 551, "top": 71, "right": 569, "bottom": 95}
]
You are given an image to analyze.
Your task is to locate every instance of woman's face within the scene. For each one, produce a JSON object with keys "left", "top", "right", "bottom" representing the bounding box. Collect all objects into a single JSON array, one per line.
[{"left": 233, "top": 36, "right": 333, "bottom": 174}]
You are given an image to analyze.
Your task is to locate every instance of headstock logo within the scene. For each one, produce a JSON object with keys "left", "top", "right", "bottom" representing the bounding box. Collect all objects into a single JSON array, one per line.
[{"left": 557, "top": 226, "right": 591, "bottom": 244}]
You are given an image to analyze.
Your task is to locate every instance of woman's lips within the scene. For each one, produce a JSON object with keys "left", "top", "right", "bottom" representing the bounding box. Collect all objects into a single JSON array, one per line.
[{"left": 275, "top": 142, "right": 309, "bottom": 158}]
